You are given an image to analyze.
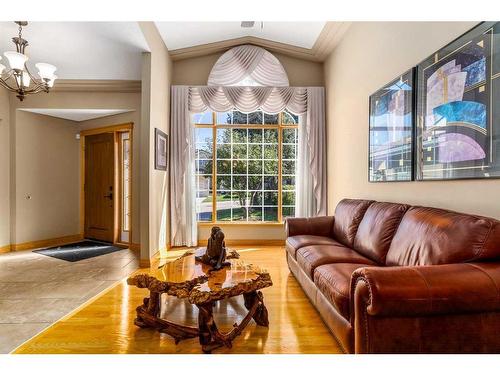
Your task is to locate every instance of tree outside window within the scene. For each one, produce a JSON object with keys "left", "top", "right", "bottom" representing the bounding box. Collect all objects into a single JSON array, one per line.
[{"left": 194, "top": 109, "right": 298, "bottom": 223}]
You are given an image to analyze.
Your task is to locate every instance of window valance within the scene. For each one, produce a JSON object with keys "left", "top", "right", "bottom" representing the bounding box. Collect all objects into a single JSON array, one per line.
[{"left": 188, "top": 86, "right": 308, "bottom": 114}]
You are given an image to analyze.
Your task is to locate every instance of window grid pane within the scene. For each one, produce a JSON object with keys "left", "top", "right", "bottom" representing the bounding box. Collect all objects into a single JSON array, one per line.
[{"left": 195, "top": 109, "right": 298, "bottom": 223}]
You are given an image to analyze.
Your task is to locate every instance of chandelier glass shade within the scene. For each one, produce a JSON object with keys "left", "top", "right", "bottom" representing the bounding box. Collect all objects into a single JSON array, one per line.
[{"left": 0, "top": 22, "right": 57, "bottom": 101}]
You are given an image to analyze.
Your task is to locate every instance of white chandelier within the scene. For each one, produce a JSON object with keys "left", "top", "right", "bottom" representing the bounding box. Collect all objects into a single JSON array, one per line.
[{"left": 0, "top": 21, "right": 57, "bottom": 101}]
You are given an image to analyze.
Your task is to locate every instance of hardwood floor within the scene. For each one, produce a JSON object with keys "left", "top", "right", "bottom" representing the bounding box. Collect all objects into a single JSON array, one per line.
[{"left": 14, "top": 246, "right": 342, "bottom": 354}]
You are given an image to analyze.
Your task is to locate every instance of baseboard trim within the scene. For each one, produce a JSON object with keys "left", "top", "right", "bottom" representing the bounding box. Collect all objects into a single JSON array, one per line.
[
  {"left": 0, "top": 244, "right": 11, "bottom": 254},
  {"left": 224, "top": 239, "right": 285, "bottom": 246},
  {"left": 137, "top": 243, "right": 173, "bottom": 267},
  {"left": 139, "top": 249, "right": 162, "bottom": 268},
  {"left": 129, "top": 243, "right": 140, "bottom": 251},
  {"left": 11, "top": 234, "right": 84, "bottom": 252}
]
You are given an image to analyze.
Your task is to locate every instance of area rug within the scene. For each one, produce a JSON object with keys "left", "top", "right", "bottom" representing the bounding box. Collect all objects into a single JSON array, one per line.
[{"left": 33, "top": 240, "right": 123, "bottom": 262}]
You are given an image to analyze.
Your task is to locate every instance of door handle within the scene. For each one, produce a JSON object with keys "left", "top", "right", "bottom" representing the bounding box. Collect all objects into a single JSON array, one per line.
[{"left": 104, "top": 193, "right": 113, "bottom": 200}]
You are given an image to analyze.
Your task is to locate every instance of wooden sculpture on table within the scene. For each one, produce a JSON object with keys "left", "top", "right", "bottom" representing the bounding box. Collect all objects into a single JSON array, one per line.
[{"left": 196, "top": 226, "right": 230, "bottom": 270}]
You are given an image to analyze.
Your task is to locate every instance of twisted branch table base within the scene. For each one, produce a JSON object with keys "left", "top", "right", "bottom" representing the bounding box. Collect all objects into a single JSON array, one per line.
[{"left": 128, "top": 249, "right": 272, "bottom": 353}]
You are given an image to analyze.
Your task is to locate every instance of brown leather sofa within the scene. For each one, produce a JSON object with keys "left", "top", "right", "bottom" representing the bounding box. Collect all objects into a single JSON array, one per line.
[{"left": 285, "top": 198, "right": 500, "bottom": 353}]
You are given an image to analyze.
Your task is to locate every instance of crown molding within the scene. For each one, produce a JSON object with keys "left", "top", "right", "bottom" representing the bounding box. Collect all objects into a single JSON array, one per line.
[
  {"left": 52, "top": 80, "right": 141, "bottom": 93},
  {"left": 169, "top": 22, "right": 351, "bottom": 62},
  {"left": 311, "top": 22, "right": 352, "bottom": 61}
]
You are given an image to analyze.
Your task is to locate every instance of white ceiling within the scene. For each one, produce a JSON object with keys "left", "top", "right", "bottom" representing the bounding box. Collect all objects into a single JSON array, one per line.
[
  {"left": 19, "top": 108, "right": 135, "bottom": 122},
  {"left": 0, "top": 22, "right": 331, "bottom": 81},
  {"left": 0, "top": 22, "right": 149, "bottom": 80},
  {"left": 155, "top": 22, "right": 326, "bottom": 50}
]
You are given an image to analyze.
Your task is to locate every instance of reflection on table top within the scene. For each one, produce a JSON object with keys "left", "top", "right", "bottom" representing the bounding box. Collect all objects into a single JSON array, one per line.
[{"left": 151, "top": 248, "right": 270, "bottom": 294}]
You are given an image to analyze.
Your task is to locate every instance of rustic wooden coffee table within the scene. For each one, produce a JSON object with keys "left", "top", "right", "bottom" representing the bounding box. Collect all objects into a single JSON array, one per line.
[{"left": 127, "top": 248, "right": 272, "bottom": 353}]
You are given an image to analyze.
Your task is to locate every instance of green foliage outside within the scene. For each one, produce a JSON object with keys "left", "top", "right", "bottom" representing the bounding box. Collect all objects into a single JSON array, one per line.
[{"left": 196, "top": 110, "right": 298, "bottom": 222}]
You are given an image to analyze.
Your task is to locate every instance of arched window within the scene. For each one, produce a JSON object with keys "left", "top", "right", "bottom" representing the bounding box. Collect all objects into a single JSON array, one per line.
[
  {"left": 170, "top": 46, "right": 326, "bottom": 246},
  {"left": 207, "top": 45, "right": 289, "bottom": 87},
  {"left": 193, "top": 46, "right": 298, "bottom": 223}
]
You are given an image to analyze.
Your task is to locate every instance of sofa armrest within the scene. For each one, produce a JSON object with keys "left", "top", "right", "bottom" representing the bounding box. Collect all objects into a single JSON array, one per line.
[
  {"left": 285, "top": 216, "right": 334, "bottom": 238},
  {"left": 351, "top": 263, "right": 500, "bottom": 318}
]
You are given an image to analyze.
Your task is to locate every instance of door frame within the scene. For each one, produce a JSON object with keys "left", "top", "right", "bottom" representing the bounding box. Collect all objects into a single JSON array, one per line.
[{"left": 80, "top": 122, "right": 134, "bottom": 246}]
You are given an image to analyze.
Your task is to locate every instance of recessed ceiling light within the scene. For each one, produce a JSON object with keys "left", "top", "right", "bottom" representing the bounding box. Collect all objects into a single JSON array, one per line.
[{"left": 241, "top": 21, "right": 255, "bottom": 28}]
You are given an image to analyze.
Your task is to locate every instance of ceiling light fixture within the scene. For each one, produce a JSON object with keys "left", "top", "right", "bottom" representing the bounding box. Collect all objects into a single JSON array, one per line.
[{"left": 0, "top": 21, "right": 57, "bottom": 101}]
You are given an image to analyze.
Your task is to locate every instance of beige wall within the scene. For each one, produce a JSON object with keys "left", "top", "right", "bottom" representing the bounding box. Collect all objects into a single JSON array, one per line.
[
  {"left": 172, "top": 49, "right": 324, "bottom": 243},
  {"left": 0, "top": 89, "right": 10, "bottom": 247},
  {"left": 172, "top": 51, "right": 324, "bottom": 86},
  {"left": 323, "top": 22, "right": 500, "bottom": 219},
  {"left": 139, "top": 22, "right": 173, "bottom": 260},
  {"left": 14, "top": 111, "right": 80, "bottom": 244},
  {"left": 8, "top": 90, "right": 142, "bottom": 246}
]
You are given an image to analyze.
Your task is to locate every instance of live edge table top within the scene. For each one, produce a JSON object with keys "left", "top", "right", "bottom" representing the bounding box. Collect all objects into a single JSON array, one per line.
[{"left": 127, "top": 248, "right": 273, "bottom": 305}]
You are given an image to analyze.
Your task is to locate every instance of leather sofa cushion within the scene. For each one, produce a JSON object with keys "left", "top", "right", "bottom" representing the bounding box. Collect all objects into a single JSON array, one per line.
[
  {"left": 286, "top": 235, "right": 339, "bottom": 259},
  {"left": 296, "top": 244, "right": 376, "bottom": 279},
  {"left": 333, "top": 199, "right": 374, "bottom": 247},
  {"left": 285, "top": 216, "right": 334, "bottom": 238},
  {"left": 386, "top": 206, "right": 500, "bottom": 266},
  {"left": 353, "top": 202, "right": 409, "bottom": 264},
  {"left": 314, "top": 263, "right": 372, "bottom": 320}
]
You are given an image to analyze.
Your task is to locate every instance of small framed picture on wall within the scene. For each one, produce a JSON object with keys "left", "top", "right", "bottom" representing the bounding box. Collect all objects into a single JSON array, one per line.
[{"left": 155, "top": 128, "right": 168, "bottom": 171}]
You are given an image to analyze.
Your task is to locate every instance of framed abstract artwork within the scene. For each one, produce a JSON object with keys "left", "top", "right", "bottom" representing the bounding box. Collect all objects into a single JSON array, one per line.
[
  {"left": 155, "top": 128, "right": 168, "bottom": 171},
  {"left": 369, "top": 68, "right": 415, "bottom": 182},
  {"left": 416, "top": 22, "right": 500, "bottom": 180}
]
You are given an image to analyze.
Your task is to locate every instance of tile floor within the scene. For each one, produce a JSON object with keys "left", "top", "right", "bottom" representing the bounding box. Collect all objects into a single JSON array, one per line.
[{"left": 0, "top": 246, "right": 139, "bottom": 353}]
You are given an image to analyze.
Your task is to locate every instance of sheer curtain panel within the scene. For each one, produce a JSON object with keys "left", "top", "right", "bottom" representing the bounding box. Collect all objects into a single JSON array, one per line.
[{"left": 170, "top": 86, "right": 197, "bottom": 247}]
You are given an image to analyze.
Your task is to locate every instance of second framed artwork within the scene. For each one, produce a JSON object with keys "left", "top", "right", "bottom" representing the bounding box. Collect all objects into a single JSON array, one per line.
[
  {"left": 416, "top": 21, "right": 500, "bottom": 181},
  {"left": 369, "top": 68, "right": 416, "bottom": 182}
]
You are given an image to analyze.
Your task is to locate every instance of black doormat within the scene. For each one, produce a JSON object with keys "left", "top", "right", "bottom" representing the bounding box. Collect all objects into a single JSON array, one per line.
[{"left": 33, "top": 240, "right": 123, "bottom": 262}]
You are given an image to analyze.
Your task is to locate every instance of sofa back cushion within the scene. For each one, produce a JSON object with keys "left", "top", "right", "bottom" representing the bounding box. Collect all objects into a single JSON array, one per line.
[
  {"left": 333, "top": 199, "right": 374, "bottom": 247},
  {"left": 353, "top": 202, "right": 410, "bottom": 264},
  {"left": 386, "top": 206, "right": 500, "bottom": 266}
]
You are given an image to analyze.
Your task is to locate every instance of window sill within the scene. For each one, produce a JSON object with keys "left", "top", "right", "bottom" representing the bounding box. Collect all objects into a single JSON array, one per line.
[{"left": 197, "top": 222, "right": 284, "bottom": 227}]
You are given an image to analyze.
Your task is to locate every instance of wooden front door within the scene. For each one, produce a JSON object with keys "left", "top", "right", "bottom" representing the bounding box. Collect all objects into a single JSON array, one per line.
[{"left": 84, "top": 133, "right": 115, "bottom": 242}]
